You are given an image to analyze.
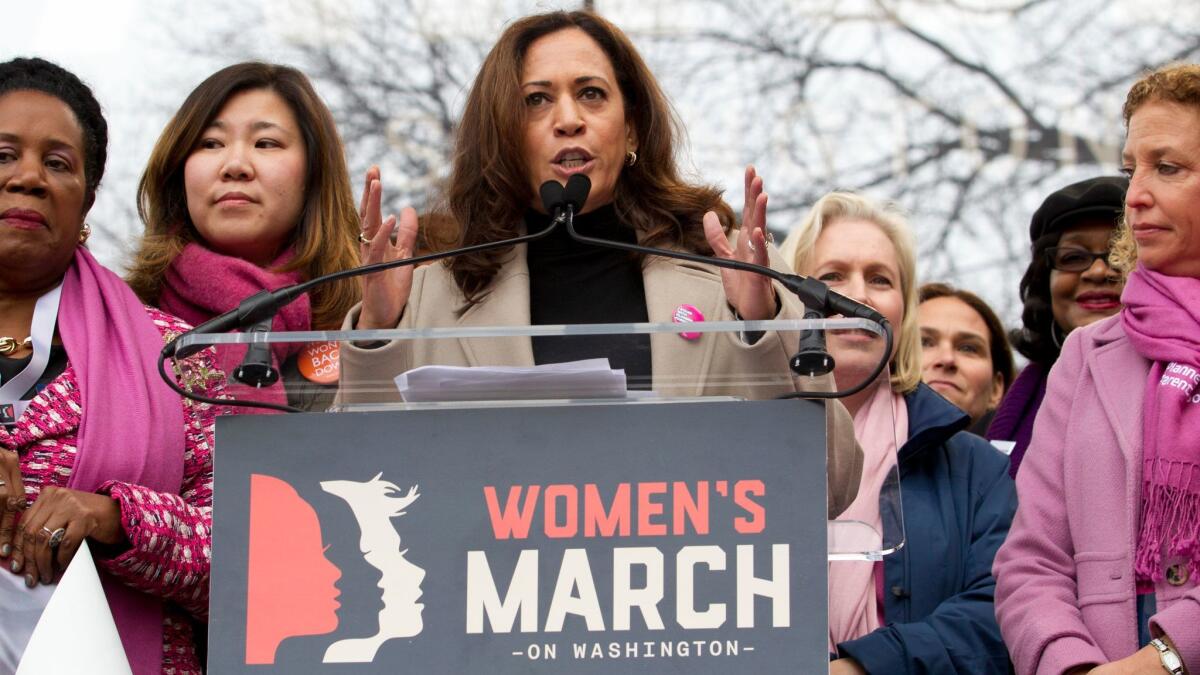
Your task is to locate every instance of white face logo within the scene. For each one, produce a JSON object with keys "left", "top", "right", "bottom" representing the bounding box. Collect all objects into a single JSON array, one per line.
[{"left": 320, "top": 473, "right": 425, "bottom": 663}]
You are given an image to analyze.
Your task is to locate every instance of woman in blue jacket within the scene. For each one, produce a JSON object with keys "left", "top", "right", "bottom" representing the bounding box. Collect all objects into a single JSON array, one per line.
[{"left": 781, "top": 192, "right": 1015, "bottom": 674}]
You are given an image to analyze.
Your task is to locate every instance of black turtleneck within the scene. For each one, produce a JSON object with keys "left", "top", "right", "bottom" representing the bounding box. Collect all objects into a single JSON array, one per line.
[{"left": 525, "top": 204, "right": 652, "bottom": 389}]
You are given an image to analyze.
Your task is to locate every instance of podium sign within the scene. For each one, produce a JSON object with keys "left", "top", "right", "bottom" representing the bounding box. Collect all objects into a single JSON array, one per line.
[{"left": 210, "top": 399, "right": 828, "bottom": 673}]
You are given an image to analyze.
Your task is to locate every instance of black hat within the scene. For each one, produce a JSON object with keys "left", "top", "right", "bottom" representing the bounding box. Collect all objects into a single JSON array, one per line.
[{"left": 1029, "top": 176, "right": 1129, "bottom": 242}]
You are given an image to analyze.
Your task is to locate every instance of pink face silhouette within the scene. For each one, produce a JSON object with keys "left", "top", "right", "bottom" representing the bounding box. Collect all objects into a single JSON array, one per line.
[{"left": 245, "top": 474, "right": 342, "bottom": 665}]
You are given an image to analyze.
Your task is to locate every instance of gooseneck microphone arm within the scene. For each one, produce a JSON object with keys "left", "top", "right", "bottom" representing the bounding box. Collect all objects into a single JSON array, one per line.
[
  {"left": 158, "top": 173, "right": 891, "bottom": 410},
  {"left": 555, "top": 174, "right": 893, "bottom": 400},
  {"left": 163, "top": 214, "right": 567, "bottom": 361},
  {"left": 157, "top": 193, "right": 571, "bottom": 413}
]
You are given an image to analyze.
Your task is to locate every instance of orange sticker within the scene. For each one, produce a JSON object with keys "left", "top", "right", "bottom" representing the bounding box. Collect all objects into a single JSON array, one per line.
[{"left": 297, "top": 341, "right": 340, "bottom": 385}]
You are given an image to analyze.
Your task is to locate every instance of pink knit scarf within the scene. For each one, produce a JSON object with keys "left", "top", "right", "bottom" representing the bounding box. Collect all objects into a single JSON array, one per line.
[
  {"left": 827, "top": 381, "right": 908, "bottom": 649},
  {"left": 59, "top": 247, "right": 186, "bottom": 675},
  {"left": 1121, "top": 265, "right": 1200, "bottom": 587},
  {"left": 158, "top": 244, "right": 309, "bottom": 408}
]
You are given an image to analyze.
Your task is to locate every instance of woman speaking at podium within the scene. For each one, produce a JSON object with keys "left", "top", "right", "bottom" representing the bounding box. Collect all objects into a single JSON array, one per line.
[
  {"left": 337, "top": 10, "right": 862, "bottom": 516},
  {"left": 0, "top": 58, "right": 222, "bottom": 674}
]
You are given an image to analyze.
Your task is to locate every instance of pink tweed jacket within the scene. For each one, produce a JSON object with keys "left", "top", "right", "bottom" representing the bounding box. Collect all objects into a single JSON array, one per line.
[
  {"left": 993, "top": 314, "right": 1200, "bottom": 674},
  {"left": 0, "top": 307, "right": 222, "bottom": 675}
]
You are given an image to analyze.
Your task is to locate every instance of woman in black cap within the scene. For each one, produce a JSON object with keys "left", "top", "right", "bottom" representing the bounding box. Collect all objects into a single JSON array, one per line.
[{"left": 986, "top": 175, "right": 1127, "bottom": 476}]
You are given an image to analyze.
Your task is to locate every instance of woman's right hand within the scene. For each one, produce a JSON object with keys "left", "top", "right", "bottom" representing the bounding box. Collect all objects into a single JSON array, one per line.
[
  {"left": 0, "top": 448, "right": 27, "bottom": 560},
  {"left": 357, "top": 166, "right": 420, "bottom": 330}
]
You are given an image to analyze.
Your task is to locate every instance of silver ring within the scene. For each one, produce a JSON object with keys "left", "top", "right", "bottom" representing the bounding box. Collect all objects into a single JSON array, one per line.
[
  {"left": 358, "top": 232, "right": 371, "bottom": 244},
  {"left": 47, "top": 528, "right": 66, "bottom": 548},
  {"left": 0, "top": 479, "right": 6, "bottom": 487},
  {"left": 764, "top": 231, "right": 775, "bottom": 244}
]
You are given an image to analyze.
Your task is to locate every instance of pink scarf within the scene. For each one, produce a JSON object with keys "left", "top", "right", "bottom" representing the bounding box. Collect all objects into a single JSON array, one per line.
[
  {"left": 827, "top": 382, "right": 908, "bottom": 649},
  {"left": 158, "top": 244, "right": 309, "bottom": 408},
  {"left": 1121, "top": 265, "right": 1200, "bottom": 587},
  {"left": 58, "top": 247, "right": 187, "bottom": 675}
]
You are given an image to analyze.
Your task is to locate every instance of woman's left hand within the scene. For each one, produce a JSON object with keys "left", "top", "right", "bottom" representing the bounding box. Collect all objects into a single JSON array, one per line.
[
  {"left": 1087, "top": 644, "right": 1170, "bottom": 674},
  {"left": 703, "top": 165, "right": 777, "bottom": 321},
  {"left": 9, "top": 487, "right": 124, "bottom": 587}
]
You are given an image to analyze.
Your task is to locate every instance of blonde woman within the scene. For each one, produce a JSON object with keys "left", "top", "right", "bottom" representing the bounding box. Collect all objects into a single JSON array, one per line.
[{"left": 781, "top": 192, "right": 1014, "bottom": 674}]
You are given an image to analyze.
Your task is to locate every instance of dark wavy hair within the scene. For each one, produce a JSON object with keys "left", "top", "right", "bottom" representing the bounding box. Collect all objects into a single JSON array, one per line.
[
  {"left": 1010, "top": 232, "right": 1063, "bottom": 365},
  {"left": 0, "top": 57, "right": 107, "bottom": 209},
  {"left": 919, "top": 282, "right": 1015, "bottom": 392},
  {"left": 442, "top": 10, "right": 735, "bottom": 304}
]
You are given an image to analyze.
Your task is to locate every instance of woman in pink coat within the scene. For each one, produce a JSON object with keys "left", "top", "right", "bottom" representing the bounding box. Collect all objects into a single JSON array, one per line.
[{"left": 994, "top": 62, "right": 1200, "bottom": 675}]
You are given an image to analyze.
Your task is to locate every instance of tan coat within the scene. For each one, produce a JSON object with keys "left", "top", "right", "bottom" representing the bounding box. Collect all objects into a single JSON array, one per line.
[{"left": 337, "top": 238, "right": 862, "bottom": 517}]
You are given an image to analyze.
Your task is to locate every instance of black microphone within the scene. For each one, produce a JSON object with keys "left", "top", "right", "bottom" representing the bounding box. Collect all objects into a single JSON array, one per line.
[
  {"left": 562, "top": 174, "right": 591, "bottom": 214},
  {"left": 539, "top": 180, "right": 565, "bottom": 217},
  {"left": 539, "top": 174, "right": 590, "bottom": 222},
  {"left": 558, "top": 183, "right": 890, "bottom": 389},
  {"left": 232, "top": 317, "right": 280, "bottom": 388}
]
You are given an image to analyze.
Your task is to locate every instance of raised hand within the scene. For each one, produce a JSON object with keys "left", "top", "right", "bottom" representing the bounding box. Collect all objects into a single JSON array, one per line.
[
  {"left": 357, "top": 166, "right": 420, "bottom": 330},
  {"left": 702, "top": 165, "right": 776, "bottom": 321}
]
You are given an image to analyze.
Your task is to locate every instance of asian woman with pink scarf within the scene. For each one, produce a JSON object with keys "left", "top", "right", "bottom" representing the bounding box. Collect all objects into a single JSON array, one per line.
[{"left": 126, "top": 62, "right": 362, "bottom": 412}]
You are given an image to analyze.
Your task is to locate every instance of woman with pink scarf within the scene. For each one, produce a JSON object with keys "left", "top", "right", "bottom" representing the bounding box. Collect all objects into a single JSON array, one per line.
[
  {"left": 782, "top": 192, "right": 1015, "bottom": 674},
  {"left": 994, "top": 63, "right": 1200, "bottom": 675},
  {"left": 0, "top": 58, "right": 222, "bottom": 674},
  {"left": 126, "top": 62, "right": 362, "bottom": 412}
]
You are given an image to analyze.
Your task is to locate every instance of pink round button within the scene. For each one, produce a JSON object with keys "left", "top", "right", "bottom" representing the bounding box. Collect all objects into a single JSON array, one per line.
[{"left": 672, "top": 304, "right": 704, "bottom": 340}]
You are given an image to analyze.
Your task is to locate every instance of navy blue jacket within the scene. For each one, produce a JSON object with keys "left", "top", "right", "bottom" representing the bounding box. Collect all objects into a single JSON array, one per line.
[{"left": 837, "top": 383, "right": 1016, "bottom": 674}]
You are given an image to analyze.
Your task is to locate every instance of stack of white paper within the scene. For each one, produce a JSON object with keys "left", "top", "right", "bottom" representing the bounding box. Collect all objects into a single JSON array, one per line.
[{"left": 395, "top": 358, "right": 629, "bottom": 402}]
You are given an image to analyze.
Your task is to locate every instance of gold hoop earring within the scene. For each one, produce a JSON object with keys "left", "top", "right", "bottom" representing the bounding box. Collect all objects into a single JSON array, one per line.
[
  {"left": 625, "top": 150, "right": 638, "bottom": 167},
  {"left": 78, "top": 222, "right": 92, "bottom": 245}
]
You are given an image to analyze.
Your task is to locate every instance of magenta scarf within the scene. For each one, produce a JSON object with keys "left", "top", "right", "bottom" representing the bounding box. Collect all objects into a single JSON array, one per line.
[
  {"left": 158, "top": 243, "right": 308, "bottom": 408},
  {"left": 1121, "top": 265, "right": 1200, "bottom": 587},
  {"left": 985, "top": 362, "right": 1049, "bottom": 478},
  {"left": 58, "top": 247, "right": 186, "bottom": 675}
]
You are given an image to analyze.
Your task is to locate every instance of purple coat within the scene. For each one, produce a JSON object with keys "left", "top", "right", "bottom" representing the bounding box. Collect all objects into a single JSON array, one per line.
[{"left": 993, "top": 314, "right": 1200, "bottom": 674}]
